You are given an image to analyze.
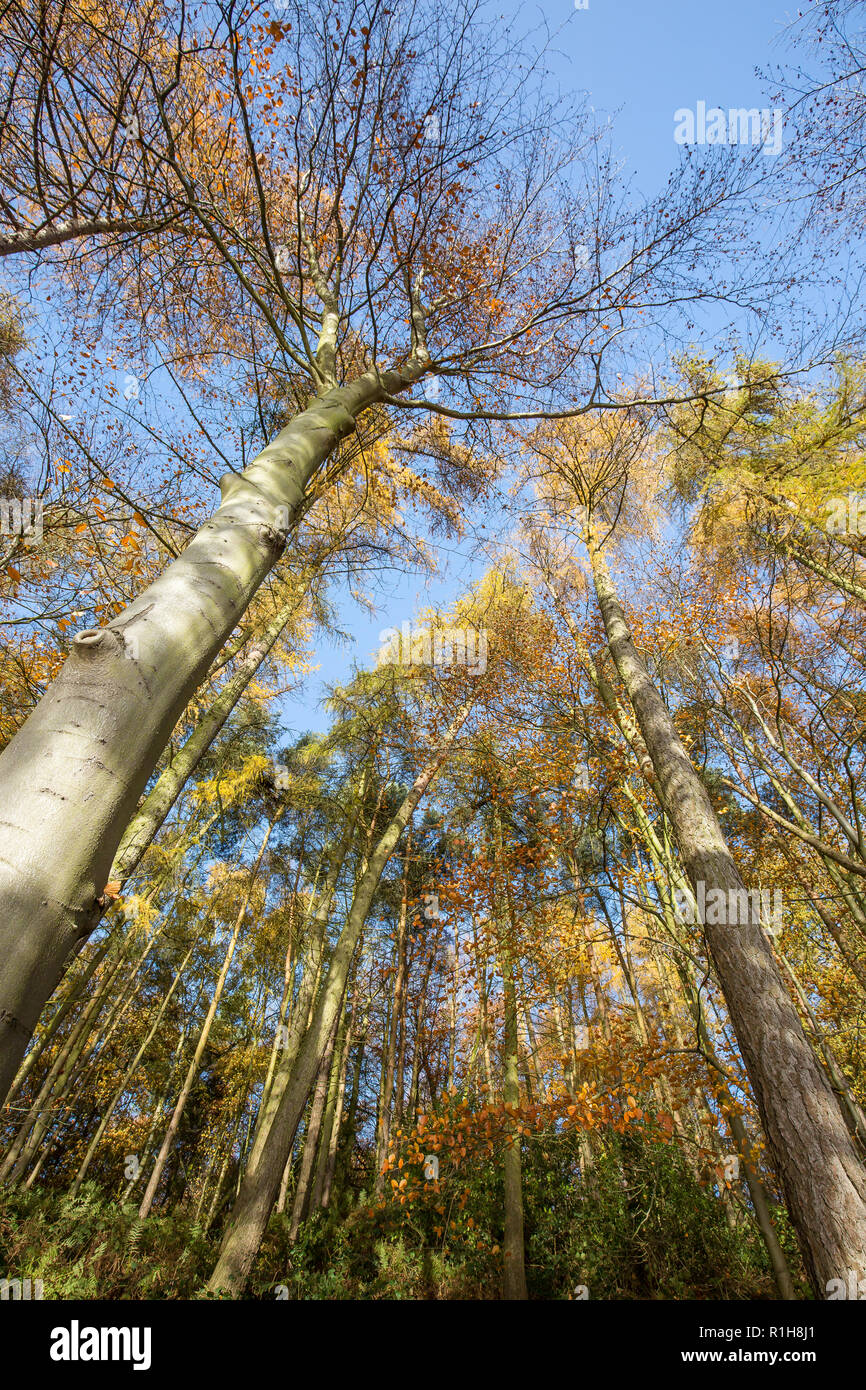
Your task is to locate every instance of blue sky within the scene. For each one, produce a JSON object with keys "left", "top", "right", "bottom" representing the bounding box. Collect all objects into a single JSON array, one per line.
[
  {"left": 279, "top": 0, "right": 803, "bottom": 738},
  {"left": 547, "top": 0, "right": 795, "bottom": 193}
]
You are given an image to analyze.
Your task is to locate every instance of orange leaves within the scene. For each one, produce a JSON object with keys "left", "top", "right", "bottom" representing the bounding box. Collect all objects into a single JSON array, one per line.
[
  {"left": 623, "top": 1095, "right": 644, "bottom": 1124},
  {"left": 98, "top": 879, "right": 122, "bottom": 907}
]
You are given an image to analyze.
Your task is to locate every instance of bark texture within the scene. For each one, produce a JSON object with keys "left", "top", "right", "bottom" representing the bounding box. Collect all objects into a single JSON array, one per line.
[{"left": 588, "top": 536, "right": 866, "bottom": 1294}]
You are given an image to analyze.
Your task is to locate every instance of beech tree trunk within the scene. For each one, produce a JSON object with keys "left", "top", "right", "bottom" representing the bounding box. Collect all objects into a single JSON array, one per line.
[{"left": 0, "top": 364, "right": 422, "bottom": 1104}]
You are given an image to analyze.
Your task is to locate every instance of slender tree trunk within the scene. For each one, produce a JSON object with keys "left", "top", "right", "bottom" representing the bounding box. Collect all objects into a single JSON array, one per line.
[
  {"left": 409, "top": 944, "right": 438, "bottom": 1117},
  {"left": 70, "top": 923, "right": 206, "bottom": 1195},
  {"left": 276, "top": 1151, "right": 295, "bottom": 1216},
  {"left": 258, "top": 854, "right": 311, "bottom": 1118},
  {"left": 470, "top": 915, "right": 496, "bottom": 1104},
  {"left": 249, "top": 791, "right": 364, "bottom": 1159},
  {"left": 138, "top": 818, "right": 278, "bottom": 1218},
  {"left": 501, "top": 945, "right": 528, "bottom": 1300},
  {"left": 374, "top": 833, "right": 411, "bottom": 1192},
  {"left": 208, "top": 706, "right": 469, "bottom": 1295},
  {"left": 447, "top": 940, "right": 460, "bottom": 1092},
  {"left": 334, "top": 1024, "right": 367, "bottom": 1199},
  {"left": 123, "top": 1024, "right": 189, "bottom": 1202},
  {"left": 317, "top": 1004, "right": 354, "bottom": 1210},
  {"left": 587, "top": 533, "right": 866, "bottom": 1293},
  {"left": 289, "top": 1012, "right": 340, "bottom": 1239}
]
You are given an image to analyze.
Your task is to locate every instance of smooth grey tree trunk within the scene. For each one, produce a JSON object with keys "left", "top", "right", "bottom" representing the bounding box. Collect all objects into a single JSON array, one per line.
[
  {"left": 110, "top": 588, "right": 305, "bottom": 888},
  {"left": 0, "top": 364, "right": 422, "bottom": 1104}
]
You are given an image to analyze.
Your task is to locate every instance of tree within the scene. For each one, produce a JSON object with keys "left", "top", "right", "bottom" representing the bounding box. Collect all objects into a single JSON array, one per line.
[
  {"left": 0, "top": 0, "right": 784, "bottom": 1101},
  {"left": 526, "top": 408, "right": 866, "bottom": 1292}
]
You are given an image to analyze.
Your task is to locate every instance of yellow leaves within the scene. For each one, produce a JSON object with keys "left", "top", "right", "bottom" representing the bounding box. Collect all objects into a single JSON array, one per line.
[{"left": 192, "top": 754, "right": 271, "bottom": 812}]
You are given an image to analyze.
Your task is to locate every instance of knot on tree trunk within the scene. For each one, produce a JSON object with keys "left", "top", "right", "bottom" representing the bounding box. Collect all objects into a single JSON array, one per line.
[
  {"left": 0, "top": 1008, "right": 33, "bottom": 1042},
  {"left": 72, "top": 627, "right": 125, "bottom": 658},
  {"left": 257, "top": 522, "right": 288, "bottom": 553}
]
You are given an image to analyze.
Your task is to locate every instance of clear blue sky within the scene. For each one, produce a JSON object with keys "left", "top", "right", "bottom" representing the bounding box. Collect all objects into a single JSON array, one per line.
[
  {"left": 542, "top": 0, "right": 795, "bottom": 194},
  {"left": 280, "top": 0, "right": 802, "bottom": 738}
]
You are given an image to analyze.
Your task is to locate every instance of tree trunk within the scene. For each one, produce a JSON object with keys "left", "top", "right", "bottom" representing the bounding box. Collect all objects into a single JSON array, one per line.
[
  {"left": 501, "top": 946, "right": 528, "bottom": 1300},
  {"left": 138, "top": 817, "right": 277, "bottom": 1218},
  {"left": 207, "top": 706, "right": 469, "bottom": 1295},
  {"left": 374, "top": 832, "right": 411, "bottom": 1193},
  {"left": 246, "top": 808, "right": 358, "bottom": 1164},
  {"left": 588, "top": 534, "right": 866, "bottom": 1294},
  {"left": 123, "top": 1023, "right": 189, "bottom": 1202},
  {"left": 289, "top": 1012, "right": 340, "bottom": 1239},
  {"left": 316, "top": 1003, "right": 354, "bottom": 1211},
  {"left": 70, "top": 923, "right": 205, "bottom": 1196},
  {"left": 0, "top": 365, "right": 423, "bottom": 1104}
]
